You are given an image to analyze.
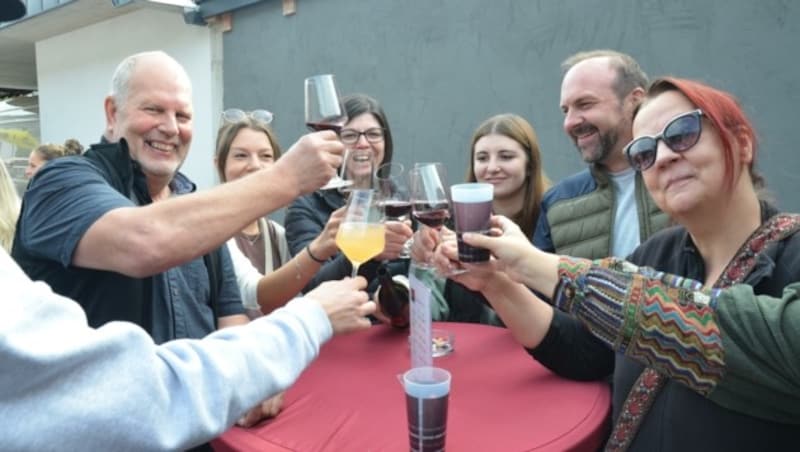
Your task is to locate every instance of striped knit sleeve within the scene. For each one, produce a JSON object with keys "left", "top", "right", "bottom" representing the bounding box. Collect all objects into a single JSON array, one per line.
[{"left": 552, "top": 256, "right": 725, "bottom": 396}]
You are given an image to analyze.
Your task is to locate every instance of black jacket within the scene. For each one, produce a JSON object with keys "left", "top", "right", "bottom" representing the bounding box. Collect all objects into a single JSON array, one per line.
[
  {"left": 12, "top": 140, "right": 228, "bottom": 338},
  {"left": 285, "top": 189, "right": 408, "bottom": 293}
]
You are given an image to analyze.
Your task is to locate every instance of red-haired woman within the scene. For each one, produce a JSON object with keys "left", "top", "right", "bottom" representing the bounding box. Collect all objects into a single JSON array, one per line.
[{"left": 439, "top": 77, "right": 800, "bottom": 451}]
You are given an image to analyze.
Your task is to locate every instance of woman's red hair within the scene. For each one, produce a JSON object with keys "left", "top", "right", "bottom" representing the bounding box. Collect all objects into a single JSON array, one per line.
[{"left": 646, "top": 77, "right": 758, "bottom": 191}]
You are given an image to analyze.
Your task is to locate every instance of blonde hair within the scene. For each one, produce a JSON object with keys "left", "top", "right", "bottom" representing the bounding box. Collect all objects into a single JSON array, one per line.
[
  {"left": 0, "top": 159, "right": 21, "bottom": 253},
  {"left": 33, "top": 138, "right": 83, "bottom": 161}
]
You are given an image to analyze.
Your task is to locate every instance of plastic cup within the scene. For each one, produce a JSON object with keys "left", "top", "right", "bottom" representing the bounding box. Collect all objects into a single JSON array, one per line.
[
  {"left": 402, "top": 367, "right": 451, "bottom": 452},
  {"left": 450, "top": 183, "right": 493, "bottom": 262}
]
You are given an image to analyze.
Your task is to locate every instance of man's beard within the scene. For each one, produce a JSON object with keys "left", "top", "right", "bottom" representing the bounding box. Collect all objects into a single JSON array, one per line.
[{"left": 576, "top": 127, "right": 619, "bottom": 165}]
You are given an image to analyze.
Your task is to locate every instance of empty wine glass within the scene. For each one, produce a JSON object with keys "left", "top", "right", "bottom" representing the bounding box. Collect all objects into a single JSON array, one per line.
[
  {"left": 335, "top": 189, "right": 386, "bottom": 277},
  {"left": 304, "top": 74, "right": 351, "bottom": 190},
  {"left": 340, "top": 149, "right": 376, "bottom": 193}
]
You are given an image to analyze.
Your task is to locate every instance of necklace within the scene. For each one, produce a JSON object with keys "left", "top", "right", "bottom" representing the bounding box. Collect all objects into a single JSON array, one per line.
[{"left": 241, "top": 231, "right": 261, "bottom": 245}]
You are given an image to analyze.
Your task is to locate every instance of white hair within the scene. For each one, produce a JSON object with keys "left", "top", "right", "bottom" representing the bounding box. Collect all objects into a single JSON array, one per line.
[{"left": 109, "top": 50, "right": 189, "bottom": 108}]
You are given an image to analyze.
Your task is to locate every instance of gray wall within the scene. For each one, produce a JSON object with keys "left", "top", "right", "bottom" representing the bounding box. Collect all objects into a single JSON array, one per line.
[{"left": 223, "top": 0, "right": 800, "bottom": 214}]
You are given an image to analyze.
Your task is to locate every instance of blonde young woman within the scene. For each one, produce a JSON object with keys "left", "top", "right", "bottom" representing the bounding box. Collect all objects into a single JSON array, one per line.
[
  {"left": 0, "top": 159, "right": 20, "bottom": 252},
  {"left": 214, "top": 109, "right": 344, "bottom": 316}
]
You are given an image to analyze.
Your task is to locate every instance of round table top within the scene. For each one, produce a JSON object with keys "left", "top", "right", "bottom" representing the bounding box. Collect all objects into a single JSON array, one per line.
[{"left": 213, "top": 322, "right": 610, "bottom": 451}]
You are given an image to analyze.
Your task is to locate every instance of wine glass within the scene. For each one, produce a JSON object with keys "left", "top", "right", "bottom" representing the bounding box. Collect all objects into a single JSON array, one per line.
[
  {"left": 408, "top": 163, "right": 450, "bottom": 268},
  {"left": 376, "top": 162, "right": 411, "bottom": 221},
  {"left": 409, "top": 163, "right": 450, "bottom": 232},
  {"left": 340, "top": 149, "right": 376, "bottom": 193},
  {"left": 335, "top": 189, "right": 386, "bottom": 278},
  {"left": 304, "top": 74, "right": 351, "bottom": 190},
  {"left": 376, "top": 162, "right": 412, "bottom": 259}
]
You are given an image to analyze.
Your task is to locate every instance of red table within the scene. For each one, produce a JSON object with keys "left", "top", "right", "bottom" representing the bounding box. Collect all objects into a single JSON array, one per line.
[{"left": 213, "top": 322, "right": 610, "bottom": 451}]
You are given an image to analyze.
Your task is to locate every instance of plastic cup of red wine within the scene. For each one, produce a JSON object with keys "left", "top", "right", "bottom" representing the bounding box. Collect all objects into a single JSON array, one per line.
[
  {"left": 403, "top": 367, "right": 451, "bottom": 452},
  {"left": 451, "top": 183, "right": 493, "bottom": 263}
]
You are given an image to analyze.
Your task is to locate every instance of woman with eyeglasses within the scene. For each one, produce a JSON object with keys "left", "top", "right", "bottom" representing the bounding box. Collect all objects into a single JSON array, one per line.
[
  {"left": 432, "top": 77, "right": 800, "bottom": 450},
  {"left": 215, "top": 109, "right": 344, "bottom": 317},
  {"left": 285, "top": 93, "right": 413, "bottom": 297}
]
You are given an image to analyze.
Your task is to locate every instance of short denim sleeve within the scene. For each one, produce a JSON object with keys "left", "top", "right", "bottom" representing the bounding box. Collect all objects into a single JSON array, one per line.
[
  {"left": 216, "top": 244, "right": 246, "bottom": 317},
  {"left": 17, "top": 157, "right": 133, "bottom": 267}
]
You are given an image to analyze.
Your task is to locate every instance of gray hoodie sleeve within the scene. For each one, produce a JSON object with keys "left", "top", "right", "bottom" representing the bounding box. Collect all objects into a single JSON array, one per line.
[{"left": 0, "top": 250, "right": 332, "bottom": 451}]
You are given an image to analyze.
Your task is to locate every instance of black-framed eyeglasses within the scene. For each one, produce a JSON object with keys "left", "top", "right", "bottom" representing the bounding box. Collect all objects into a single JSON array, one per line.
[
  {"left": 625, "top": 109, "right": 705, "bottom": 171},
  {"left": 339, "top": 127, "right": 385, "bottom": 145},
  {"left": 222, "top": 109, "right": 274, "bottom": 125}
]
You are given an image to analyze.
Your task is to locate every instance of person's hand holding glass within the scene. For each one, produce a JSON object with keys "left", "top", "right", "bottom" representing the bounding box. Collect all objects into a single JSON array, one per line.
[
  {"left": 335, "top": 189, "right": 386, "bottom": 277},
  {"left": 304, "top": 74, "right": 351, "bottom": 190},
  {"left": 408, "top": 163, "right": 456, "bottom": 271}
]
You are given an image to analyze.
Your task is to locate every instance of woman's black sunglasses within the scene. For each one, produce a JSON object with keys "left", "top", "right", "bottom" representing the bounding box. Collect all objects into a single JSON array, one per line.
[{"left": 625, "top": 109, "right": 705, "bottom": 171}]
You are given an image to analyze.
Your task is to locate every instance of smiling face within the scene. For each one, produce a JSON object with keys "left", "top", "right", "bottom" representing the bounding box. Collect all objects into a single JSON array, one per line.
[
  {"left": 343, "top": 113, "right": 384, "bottom": 179},
  {"left": 222, "top": 127, "right": 275, "bottom": 182},
  {"left": 472, "top": 134, "right": 528, "bottom": 201},
  {"left": 635, "top": 91, "right": 732, "bottom": 218},
  {"left": 105, "top": 54, "right": 193, "bottom": 191},
  {"left": 560, "top": 57, "right": 637, "bottom": 171}
]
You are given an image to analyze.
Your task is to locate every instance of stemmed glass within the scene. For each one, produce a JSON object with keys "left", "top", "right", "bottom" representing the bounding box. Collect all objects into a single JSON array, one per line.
[
  {"left": 409, "top": 163, "right": 450, "bottom": 232},
  {"left": 304, "top": 74, "right": 351, "bottom": 190},
  {"left": 340, "top": 149, "right": 376, "bottom": 193},
  {"left": 408, "top": 163, "right": 451, "bottom": 268},
  {"left": 335, "top": 189, "right": 386, "bottom": 277},
  {"left": 376, "top": 162, "right": 412, "bottom": 258},
  {"left": 376, "top": 162, "right": 412, "bottom": 220}
]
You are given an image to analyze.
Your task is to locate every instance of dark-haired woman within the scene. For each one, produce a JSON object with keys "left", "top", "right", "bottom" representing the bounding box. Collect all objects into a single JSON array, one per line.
[{"left": 285, "top": 93, "right": 412, "bottom": 293}]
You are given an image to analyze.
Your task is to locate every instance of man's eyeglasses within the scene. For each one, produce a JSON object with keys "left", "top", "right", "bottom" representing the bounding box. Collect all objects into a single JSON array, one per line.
[
  {"left": 339, "top": 127, "right": 385, "bottom": 145},
  {"left": 625, "top": 109, "right": 704, "bottom": 171},
  {"left": 222, "top": 109, "right": 274, "bottom": 125}
]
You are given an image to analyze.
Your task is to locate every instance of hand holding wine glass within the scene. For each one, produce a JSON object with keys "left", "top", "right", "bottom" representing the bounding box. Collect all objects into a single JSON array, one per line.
[
  {"left": 304, "top": 74, "right": 351, "bottom": 190},
  {"left": 335, "top": 189, "right": 386, "bottom": 277},
  {"left": 274, "top": 132, "right": 344, "bottom": 195}
]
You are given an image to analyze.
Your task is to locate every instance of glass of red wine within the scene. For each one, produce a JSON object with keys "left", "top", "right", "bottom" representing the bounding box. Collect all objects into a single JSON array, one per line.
[
  {"left": 376, "top": 162, "right": 412, "bottom": 221},
  {"left": 377, "top": 162, "right": 412, "bottom": 258},
  {"left": 409, "top": 163, "right": 451, "bottom": 268},
  {"left": 304, "top": 74, "right": 351, "bottom": 190}
]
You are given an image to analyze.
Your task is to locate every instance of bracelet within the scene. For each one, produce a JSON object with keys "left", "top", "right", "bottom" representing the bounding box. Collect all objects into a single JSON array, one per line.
[{"left": 306, "top": 245, "right": 326, "bottom": 264}]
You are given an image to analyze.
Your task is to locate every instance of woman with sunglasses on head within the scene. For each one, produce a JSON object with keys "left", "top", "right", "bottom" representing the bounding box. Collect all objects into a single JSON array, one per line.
[
  {"left": 435, "top": 77, "right": 800, "bottom": 450},
  {"left": 215, "top": 109, "right": 344, "bottom": 319},
  {"left": 285, "top": 94, "right": 413, "bottom": 298},
  {"left": 214, "top": 109, "right": 347, "bottom": 426}
]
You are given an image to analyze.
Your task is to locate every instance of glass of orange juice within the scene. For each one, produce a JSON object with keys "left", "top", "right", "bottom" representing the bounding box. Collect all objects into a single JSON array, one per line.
[{"left": 336, "top": 189, "right": 386, "bottom": 278}]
